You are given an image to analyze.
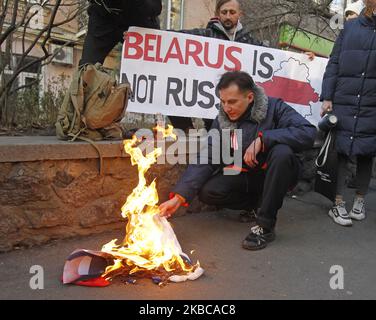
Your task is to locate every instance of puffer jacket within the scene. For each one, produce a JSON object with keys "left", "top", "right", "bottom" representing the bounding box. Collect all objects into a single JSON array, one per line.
[
  {"left": 321, "top": 11, "right": 376, "bottom": 157},
  {"left": 180, "top": 18, "right": 264, "bottom": 46},
  {"left": 172, "top": 86, "right": 316, "bottom": 203}
]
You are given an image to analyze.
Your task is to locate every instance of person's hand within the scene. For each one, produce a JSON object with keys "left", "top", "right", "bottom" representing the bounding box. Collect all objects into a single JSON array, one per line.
[
  {"left": 321, "top": 100, "right": 333, "bottom": 117},
  {"left": 244, "top": 137, "right": 263, "bottom": 168},
  {"left": 304, "top": 52, "right": 315, "bottom": 61},
  {"left": 159, "top": 195, "right": 184, "bottom": 218}
]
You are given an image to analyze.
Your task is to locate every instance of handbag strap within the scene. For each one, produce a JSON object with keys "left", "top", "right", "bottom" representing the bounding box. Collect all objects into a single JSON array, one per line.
[{"left": 315, "top": 131, "right": 333, "bottom": 168}]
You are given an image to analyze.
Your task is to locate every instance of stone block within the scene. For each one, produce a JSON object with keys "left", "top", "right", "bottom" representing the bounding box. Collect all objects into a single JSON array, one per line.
[{"left": 79, "top": 199, "right": 124, "bottom": 228}]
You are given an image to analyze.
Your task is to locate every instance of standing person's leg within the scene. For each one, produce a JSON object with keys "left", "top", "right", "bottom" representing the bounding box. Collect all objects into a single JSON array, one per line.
[
  {"left": 79, "top": 12, "right": 121, "bottom": 66},
  {"left": 355, "top": 156, "right": 373, "bottom": 196},
  {"left": 168, "top": 116, "right": 194, "bottom": 132},
  {"left": 168, "top": 118, "right": 213, "bottom": 132},
  {"left": 203, "top": 119, "right": 214, "bottom": 131},
  {"left": 335, "top": 154, "right": 349, "bottom": 203},
  {"left": 349, "top": 156, "right": 373, "bottom": 221},
  {"left": 328, "top": 154, "right": 352, "bottom": 226},
  {"left": 346, "top": 156, "right": 357, "bottom": 188},
  {"left": 242, "top": 144, "right": 300, "bottom": 250}
]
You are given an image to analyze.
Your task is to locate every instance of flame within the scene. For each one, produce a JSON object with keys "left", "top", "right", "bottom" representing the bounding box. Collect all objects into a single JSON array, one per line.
[
  {"left": 154, "top": 124, "right": 177, "bottom": 140},
  {"left": 101, "top": 125, "right": 196, "bottom": 279}
]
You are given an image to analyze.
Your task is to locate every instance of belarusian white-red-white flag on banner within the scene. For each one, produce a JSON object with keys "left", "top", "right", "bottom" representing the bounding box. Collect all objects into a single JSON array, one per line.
[{"left": 121, "top": 27, "right": 328, "bottom": 126}]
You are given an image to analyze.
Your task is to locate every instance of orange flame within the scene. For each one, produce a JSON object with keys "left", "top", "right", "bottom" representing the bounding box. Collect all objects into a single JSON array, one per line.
[{"left": 101, "top": 125, "right": 196, "bottom": 279}]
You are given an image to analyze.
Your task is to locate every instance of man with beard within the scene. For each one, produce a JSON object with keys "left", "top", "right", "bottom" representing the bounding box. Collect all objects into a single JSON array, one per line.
[
  {"left": 181, "top": 0, "right": 262, "bottom": 43},
  {"left": 169, "top": 0, "right": 263, "bottom": 145},
  {"left": 167, "top": 0, "right": 264, "bottom": 223}
]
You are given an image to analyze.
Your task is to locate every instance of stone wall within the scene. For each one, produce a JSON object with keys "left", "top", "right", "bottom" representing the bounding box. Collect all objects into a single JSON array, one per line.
[
  {"left": 0, "top": 157, "right": 187, "bottom": 252},
  {"left": 0, "top": 135, "right": 196, "bottom": 252},
  {"left": 1, "top": 135, "right": 374, "bottom": 252}
]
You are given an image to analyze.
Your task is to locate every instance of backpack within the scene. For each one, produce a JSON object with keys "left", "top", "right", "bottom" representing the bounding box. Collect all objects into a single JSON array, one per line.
[
  {"left": 55, "top": 63, "right": 131, "bottom": 175},
  {"left": 55, "top": 63, "right": 131, "bottom": 142}
]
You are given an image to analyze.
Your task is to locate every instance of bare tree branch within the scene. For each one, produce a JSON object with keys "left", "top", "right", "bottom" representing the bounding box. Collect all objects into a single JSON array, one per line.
[
  {"left": 0, "top": 0, "right": 20, "bottom": 45},
  {"left": 240, "top": 0, "right": 338, "bottom": 48},
  {"left": 0, "top": 0, "right": 87, "bottom": 127}
]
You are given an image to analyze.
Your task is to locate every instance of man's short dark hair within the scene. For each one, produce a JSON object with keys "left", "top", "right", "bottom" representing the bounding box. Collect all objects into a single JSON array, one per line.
[
  {"left": 217, "top": 71, "right": 256, "bottom": 93},
  {"left": 215, "top": 0, "right": 241, "bottom": 15}
]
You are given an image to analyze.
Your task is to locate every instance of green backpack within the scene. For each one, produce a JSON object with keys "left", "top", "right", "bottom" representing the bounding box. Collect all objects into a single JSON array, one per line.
[
  {"left": 55, "top": 63, "right": 131, "bottom": 174},
  {"left": 56, "top": 63, "right": 131, "bottom": 142}
]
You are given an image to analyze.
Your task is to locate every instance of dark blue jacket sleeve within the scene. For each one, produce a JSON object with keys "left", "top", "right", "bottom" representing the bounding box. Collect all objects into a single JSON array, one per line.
[
  {"left": 320, "top": 28, "right": 345, "bottom": 101},
  {"left": 262, "top": 99, "right": 317, "bottom": 152},
  {"left": 172, "top": 119, "right": 220, "bottom": 202}
]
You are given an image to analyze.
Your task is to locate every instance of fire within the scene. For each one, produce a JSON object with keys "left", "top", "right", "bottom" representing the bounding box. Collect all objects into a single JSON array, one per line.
[{"left": 101, "top": 125, "right": 198, "bottom": 280}]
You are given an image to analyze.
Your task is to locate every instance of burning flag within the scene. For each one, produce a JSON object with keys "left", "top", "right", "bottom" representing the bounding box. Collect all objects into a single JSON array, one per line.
[
  {"left": 63, "top": 125, "right": 203, "bottom": 286},
  {"left": 62, "top": 249, "right": 114, "bottom": 287}
]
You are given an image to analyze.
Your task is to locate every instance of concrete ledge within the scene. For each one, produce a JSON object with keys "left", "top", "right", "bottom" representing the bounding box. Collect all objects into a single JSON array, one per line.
[
  {"left": 0, "top": 136, "right": 202, "bottom": 163},
  {"left": 0, "top": 136, "right": 128, "bottom": 163}
]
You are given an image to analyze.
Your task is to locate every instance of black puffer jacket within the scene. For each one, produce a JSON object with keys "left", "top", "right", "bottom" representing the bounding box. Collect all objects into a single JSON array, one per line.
[
  {"left": 180, "top": 18, "right": 263, "bottom": 46},
  {"left": 321, "top": 11, "right": 376, "bottom": 157},
  {"left": 88, "top": 0, "right": 162, "bottom": 30}
]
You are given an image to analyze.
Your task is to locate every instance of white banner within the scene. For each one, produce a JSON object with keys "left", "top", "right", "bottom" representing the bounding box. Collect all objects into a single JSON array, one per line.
[{"left": 121, "top": 27, "right": 329, "bottom": 125}]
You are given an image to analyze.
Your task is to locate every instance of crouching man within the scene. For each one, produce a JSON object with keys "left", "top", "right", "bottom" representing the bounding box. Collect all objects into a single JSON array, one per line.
[{"left": 159, "top": 71, "right": 316, "bottom": 250}]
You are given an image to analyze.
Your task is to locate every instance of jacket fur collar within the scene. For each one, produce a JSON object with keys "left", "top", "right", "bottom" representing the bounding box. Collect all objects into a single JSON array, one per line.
[{"left": 217, "top": 85, "right": 269, "bottom": 130}]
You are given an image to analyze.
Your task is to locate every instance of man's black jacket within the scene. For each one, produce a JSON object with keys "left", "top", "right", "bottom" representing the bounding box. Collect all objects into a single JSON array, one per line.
[
  {"left": 180, "top": 18, "right": 263, "bottom": 46},
  {"left": 88, "top": 0, "right": 162, "bottom": 30}
]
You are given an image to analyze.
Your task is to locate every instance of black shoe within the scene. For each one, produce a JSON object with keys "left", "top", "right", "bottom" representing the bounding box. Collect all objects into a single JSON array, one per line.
[
  {"left": 239, "top": 209, "right": 257, "bottom": 224},
  {"left": 242, "top": 225, "right": 275, "bottom": 251}
]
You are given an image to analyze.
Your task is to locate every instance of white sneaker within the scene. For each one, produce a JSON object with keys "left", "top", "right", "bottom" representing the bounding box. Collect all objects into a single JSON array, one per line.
[
  {"left": 328, "top": 202, "right": 353, "bottom": 226},
  {"left": 349, "top": 197, "right": 366, "bottom": 221}
]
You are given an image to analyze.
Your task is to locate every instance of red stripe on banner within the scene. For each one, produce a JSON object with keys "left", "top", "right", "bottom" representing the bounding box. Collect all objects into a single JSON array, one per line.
[{"left": 257, "top": 76, "right": 319, "bottom": 106}]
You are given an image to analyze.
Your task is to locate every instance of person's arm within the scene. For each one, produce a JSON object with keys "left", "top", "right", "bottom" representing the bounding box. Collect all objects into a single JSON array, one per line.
[
  {"left": 261, "top": 99, "right": 317, "bottom": 152},
  {"left": 171, "top": 119, "right": 220, "bottom": 202},
  {"left": 178, "top": 28, "right": 210, "bottom": 37},
  {"left": 159, "top": 194, "right": 186, "bottom": 218},
  {"left": 320, "top": 28, "right": 345, "bottom": 102},
  {"left": 158, "top": 119, "right": 221, "bottom": 217},
  {"left": 240, "top": 31, "right": 264, "bottom": 46},
  {"left": 172, "top": 17, "right": 216, "bottom": 37}
]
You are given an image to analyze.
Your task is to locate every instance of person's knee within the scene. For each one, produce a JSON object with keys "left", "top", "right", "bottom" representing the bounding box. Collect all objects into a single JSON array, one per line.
[
  {"left": 198, "top": 182, "right": 226, "bottom": 205},
  {"left": 198, "top": 187, "right": 214, "bottom": 205},
  {"left": 268, "top": 144, "right": 295, "bottom": 164}
]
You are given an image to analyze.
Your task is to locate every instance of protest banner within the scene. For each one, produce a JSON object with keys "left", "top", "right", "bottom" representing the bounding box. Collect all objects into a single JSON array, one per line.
[{"left": 121, "top": 27, "right": 329, "bottom": 125}]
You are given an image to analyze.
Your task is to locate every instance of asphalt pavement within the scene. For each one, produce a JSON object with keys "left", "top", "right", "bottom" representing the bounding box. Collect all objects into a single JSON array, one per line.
[{"left": 1, "top": 184, "right": 375, "bottom": 300}]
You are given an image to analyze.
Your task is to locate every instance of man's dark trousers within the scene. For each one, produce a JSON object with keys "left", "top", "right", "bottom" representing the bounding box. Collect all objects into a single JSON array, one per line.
[
  {"left": 79, "top": 9, "right": 124, "bottom": 65},
  {"left": 198, "top": 144, "right": 301, "bottom": 230}
]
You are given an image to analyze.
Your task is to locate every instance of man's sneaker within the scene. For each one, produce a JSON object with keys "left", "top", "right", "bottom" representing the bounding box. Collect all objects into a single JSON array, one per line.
[
  {"left": 328, "top": 202, "right": 352, "bottom": 227},
  {"left": 239, "top": 209, "right": 257, "bottom": 224},
  {"left": 242, "top": 225, "right": 275, "bottom": 251},
  {"left": 349, "top": 197, "right": 366, "bottom": 221}
]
